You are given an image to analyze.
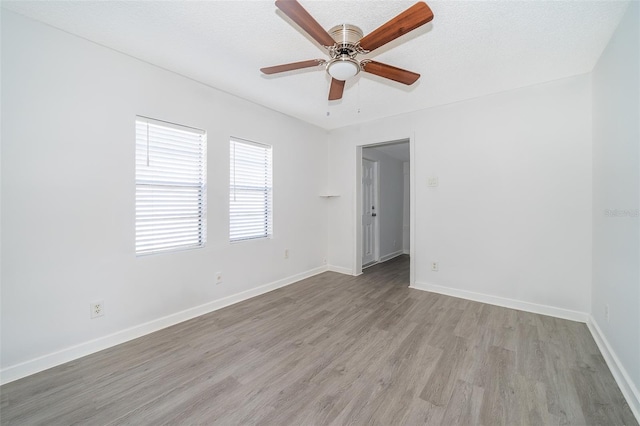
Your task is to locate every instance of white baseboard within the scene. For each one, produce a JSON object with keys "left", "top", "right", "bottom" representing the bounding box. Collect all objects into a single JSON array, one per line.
[
  {"left": 0, "top": 266, "right": 328, "bottom": 385},
  {"left": 411, "top": 281, "right": 588, "bottom": 323},
  {"left": 379, "top": 250, "right": 404, "bottom": 263},
  {"left": 8, "top": 270, "right": 636, "bottom": 426},
  {"left": 327, "top": 264, "right": 354, "bottom": 275},
  {"left": 402, "top": 249, "right": 410, "bottom": 255},
  {"left": 411, "top": 282, "right": 638, "bottom": 422},
  {"left": 587, "top": 316, "right": 640, "bottom": 422}
]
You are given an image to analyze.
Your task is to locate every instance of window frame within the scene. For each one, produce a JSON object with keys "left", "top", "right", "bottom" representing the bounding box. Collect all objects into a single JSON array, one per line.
[
  {"left": 229, "top": 137, "right": 273, "bottom": 243},
  {"left": 135, "top": 116, "right": 207, "bottom": 256}
]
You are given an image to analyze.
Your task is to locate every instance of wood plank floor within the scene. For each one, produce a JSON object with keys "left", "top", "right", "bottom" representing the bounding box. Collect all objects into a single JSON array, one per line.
[{"left": 1, "top": 255, "right": 637, "bottom": 425}]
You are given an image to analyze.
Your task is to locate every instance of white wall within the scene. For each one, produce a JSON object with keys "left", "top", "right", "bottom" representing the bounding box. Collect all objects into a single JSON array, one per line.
[
  {"left": 362, "top": 146, "right": 405, "bottom": 261},
  {"left": 592, "top": 0, "right": 640, "bottom": 414},
  {"left": 328, "top": 74, "right": 592, "bottom": 317},
  {"left": 1, "top": 11, "right": 328, "bottom": 378}
]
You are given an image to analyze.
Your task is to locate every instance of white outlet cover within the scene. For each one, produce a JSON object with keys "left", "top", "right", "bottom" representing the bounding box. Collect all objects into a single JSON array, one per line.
[
  {"left": 427, "top": 177, "right": 439, "bottom": 187},
  {"left": 90, "top": 301, "right": 104, "bottom": 319}
]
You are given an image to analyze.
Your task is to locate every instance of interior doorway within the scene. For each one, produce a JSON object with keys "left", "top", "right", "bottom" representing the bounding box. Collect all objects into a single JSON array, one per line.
[{"left": 359, "top": 140, "right": 411, "bottom": 277}]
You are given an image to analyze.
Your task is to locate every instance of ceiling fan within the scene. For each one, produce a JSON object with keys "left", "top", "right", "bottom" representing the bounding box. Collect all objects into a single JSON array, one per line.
[{"left": 261, "top": 0, "right": 434, "bottom": 101}]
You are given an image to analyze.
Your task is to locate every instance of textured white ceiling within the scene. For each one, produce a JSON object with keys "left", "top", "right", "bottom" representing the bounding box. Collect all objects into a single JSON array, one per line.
[{"left": 2, "top": 0, "right": 630, "bottom": 130}]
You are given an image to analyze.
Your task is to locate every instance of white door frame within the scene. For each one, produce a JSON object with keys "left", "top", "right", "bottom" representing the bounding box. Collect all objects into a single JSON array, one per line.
[
  {"left": 361, "top": 157, "right": 380, "bottom": 267},
  {"left": 354, "top": 136, "right": 415, "bottom": 286}
]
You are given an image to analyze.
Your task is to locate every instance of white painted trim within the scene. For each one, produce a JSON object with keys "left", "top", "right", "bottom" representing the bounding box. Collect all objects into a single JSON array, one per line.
[
  {"left": 362, "top": 157, "right": 380, "bottom": 266},
  {"left": 379, "top": 250, "right": 404, "bottom": 263},
  {"left": 408, "top": 133, "right": 415, "bottom": 286},
  {"left": 411, "top": 281, "right": 588, "bottom": 322},
  {"left": 397, "top": 279, "right": 640, "bottom": 422},
  {"left": 373, "top": 160, "right": 380, "bottom": 264},
  {"left": 354, "top": 145, "right": 363, "bottom": 276},
  {"left": 0, "top": 266, "right": 328, "bottom": 385},
  {"left": 6, "top": 268, "right": 636, "bottom": 425},
  {"left": 402, "top": 249, "right": 410, "bottom": 255},
  {"left": 327, "top": 264, "right": 355, "bottom": 275},
  {"left": 587, "top": 316, "right": 640, "bottom": 423}
]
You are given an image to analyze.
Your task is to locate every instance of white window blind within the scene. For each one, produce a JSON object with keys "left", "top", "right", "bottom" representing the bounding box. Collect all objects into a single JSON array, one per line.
[
  {"left": 230, "top": 138, "right": 273, "bottom": 242},
  {"left": 135, "top": 117, "right": 207, "bottom": 255}
]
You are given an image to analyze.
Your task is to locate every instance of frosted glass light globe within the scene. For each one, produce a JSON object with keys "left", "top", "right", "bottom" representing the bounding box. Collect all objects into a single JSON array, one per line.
[{"left": 327, "top": 58, "right": 360, "bottom": 81}]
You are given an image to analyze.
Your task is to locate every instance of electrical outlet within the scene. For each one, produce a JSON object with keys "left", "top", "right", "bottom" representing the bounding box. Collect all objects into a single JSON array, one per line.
[
  {"left": 215, "top": 272, "right": 223, "bottom": 285},
  {"left": 431, "top": 262, "right": 439, "bottom": 272},
  {"left": 427, "top": 177, "right": 439, "bottom": 187},
  {"left": 605, "top": 304, "right": 610, "bottom": 322},
  {"left": 90, "top": 301, "right": 104, "bottom": 319},
  {"left": 284, "top": 249, "right": 289, "bottom": 259}
]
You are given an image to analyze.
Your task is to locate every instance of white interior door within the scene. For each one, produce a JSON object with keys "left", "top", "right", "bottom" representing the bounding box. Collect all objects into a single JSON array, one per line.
[{"left": 362, "top": 158, "right": 378, "bottom": 266}]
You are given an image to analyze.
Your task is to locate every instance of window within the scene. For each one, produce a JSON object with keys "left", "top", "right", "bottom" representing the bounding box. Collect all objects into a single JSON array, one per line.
[
  {"left": 135, "top": 117, "right": 207, "bottom": 255},
  {"left": 229, "top": 138, "right": 273, "bottom": 242}
]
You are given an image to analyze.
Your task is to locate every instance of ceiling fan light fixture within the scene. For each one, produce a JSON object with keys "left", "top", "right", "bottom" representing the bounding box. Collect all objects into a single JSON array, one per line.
[
  {"left": 264, "top": 1, "right": 433, "bottom": 100},
  {"left": 326, "top": 57, "right": 360, "bottom": 81}
]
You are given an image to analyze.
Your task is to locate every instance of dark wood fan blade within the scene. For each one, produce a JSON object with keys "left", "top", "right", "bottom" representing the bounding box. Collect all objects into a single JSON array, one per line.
[
  {"left": 362, "top": 61, "right": 420, "bottom": 85},
  {"left": 359, "top": 2, "right": 434, "bottom": 52},
  {"left": 328, "top": 78, "right": 345, "bottom": 100},
  {"left": 275, "top": 0, "right": 335, "bottom": 47},
  {"left": 261, "top": 59, "right": 325, "bottom": 74}
]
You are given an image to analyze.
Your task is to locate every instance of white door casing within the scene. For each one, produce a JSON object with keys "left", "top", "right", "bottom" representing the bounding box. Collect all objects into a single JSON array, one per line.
[{"left": 362, "top": 158, "right": 378, "bottom": 266}]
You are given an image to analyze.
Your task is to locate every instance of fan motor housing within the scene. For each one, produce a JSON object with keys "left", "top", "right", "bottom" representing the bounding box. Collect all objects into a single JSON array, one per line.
[
  {"left": 328, "top": 24, "right": 364, "bottom": 57},
  {"left": 326, "top": 24, "right": 364, "bottom": 80}
]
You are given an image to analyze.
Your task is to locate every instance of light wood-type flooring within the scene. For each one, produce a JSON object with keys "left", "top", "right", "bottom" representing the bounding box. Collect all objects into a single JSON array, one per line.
[{"left": 1, "top": 255, "right": 637, "bottom": 425}]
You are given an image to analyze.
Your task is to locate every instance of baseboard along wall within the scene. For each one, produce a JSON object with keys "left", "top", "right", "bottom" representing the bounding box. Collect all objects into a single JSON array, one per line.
[
  {"left": 326, "top": 264, "right": 354, "bottom": 275},
  {"left": 378, "top": 250, "right": 405, "bottom": 263},
  {"left": 411, "top": 281, "right": 588, "bottom": 322},
  {"left": 411, "top": 280, "right": 639, "bottom": 424},
  {"left": 4, "top": 268, "right": 638, "bottom": 426},
  {"left": 587, "top": 317, "right": 640, "bottom": 422},
  {"left": 0, "top": 266, "right": 328, "bottom": 385}
]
